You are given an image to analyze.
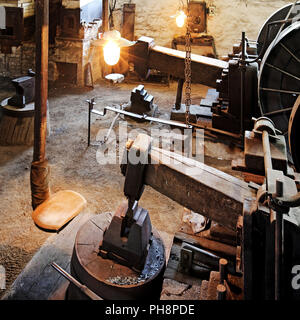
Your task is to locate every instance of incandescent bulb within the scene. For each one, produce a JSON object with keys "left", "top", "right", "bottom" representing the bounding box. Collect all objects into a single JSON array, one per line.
[
  {"left": 176, "top": 11, "right": 186, "bottom": 28},
  {"left": 103, "top": 41, "right": 120, "bottom": 66}
]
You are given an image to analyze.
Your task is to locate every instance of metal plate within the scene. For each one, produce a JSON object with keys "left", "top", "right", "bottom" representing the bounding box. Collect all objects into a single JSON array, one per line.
[
  {"left": 289, "top": 95, "right": 300, "bottom": 171},
  {"left": 257, "top": 2, "right": 300, "bottom": 57},
  {"left": 258, "top": 22, "right": 300, "bottom": 146}
]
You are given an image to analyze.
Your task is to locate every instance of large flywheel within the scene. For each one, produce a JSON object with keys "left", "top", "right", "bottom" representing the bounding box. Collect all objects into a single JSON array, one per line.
[
  {"left": 257, "top": 2, "right": 300, "bottom": 57},
  {"left": 258, "top": 21, "right": 300, "bottom": 143}
]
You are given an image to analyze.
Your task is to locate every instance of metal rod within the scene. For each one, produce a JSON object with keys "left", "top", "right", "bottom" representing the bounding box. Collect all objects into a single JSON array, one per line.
[
  {"left": 102, "top": 112, "right": 120, "bottom": 144},
  {"left": 267, "top": 17, "right": 295, "bottom": 26},
  {"left": 264, "top": 107, "right": 293, "bottom": 117},
  {"left": 262, "top": 130, "right": 273, "bottom": 176},
  {"left": 88, "top": 103, "right": 91, "bottom": 146},
  {"left": 279, "top": 43, "right": 300, "bottom": 64},
  {"left": 260, "top": 87, "right": 300, "bottom": 95},
  {"left": 175, "top": 78, "right": 184, "bottom": 110},
  {"left": 51, "top": 262, "right": 102, "bottom": 300},
  {"left": 240, "top": 32, "right": 246, "bottom": 138},
  {"left": 87, "top": 99, "right": 95, "bottom": 146},
  {"left": 275, "top": 210, "right": 283, "bottom": 300},
  {"left": 92, "top": 105, "right": 193, "bottom": 129},
  {"left": 275, "top": 179, "right": 284, "bottom": 301},
  {"left": 33, "top": 0, "right": 49, "bottom": 162},
  {"left": 88, "top": 103, "right": 242, "bottom": 142},
  {"left": 265, "top": 63, "right": 300, "bottom": 82},
  {"left": 261, "top": 129, "right": 284, "bottom": 299}
]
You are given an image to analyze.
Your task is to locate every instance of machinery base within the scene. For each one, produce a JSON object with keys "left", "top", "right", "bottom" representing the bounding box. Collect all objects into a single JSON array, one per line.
[{"left": 67, "top": 213, "right": 166, "bottom": 300}]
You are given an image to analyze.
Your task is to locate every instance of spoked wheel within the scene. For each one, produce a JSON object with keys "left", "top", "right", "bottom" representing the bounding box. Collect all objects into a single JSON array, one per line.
[
  {"left": 258, "top": 22, "right": 300, "bottom": 151},
  {"left": 257, "top": 2, "right": 300, "bottom": 57}
]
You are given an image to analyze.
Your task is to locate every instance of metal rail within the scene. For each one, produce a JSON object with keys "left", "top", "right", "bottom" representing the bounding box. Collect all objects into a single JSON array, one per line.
[{"left": 87, "top": 100, "right": 242, "bottom": 146}]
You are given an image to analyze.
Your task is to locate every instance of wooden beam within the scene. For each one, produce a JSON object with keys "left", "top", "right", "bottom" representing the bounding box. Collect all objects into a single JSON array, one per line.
[
  {"left": 149, "top": 46, "right": 227, "bottom": 88},
  {"left": 144, "top": 147, "right": 255, "bottom": 230},
  {"left": 130, "top": 37, "right": 228, "bottom": 87}
]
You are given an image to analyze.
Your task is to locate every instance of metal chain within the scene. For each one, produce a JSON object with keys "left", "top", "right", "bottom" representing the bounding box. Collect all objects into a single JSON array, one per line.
[{"left": 184, "top": 1, "right": 192, "bottom": 125}]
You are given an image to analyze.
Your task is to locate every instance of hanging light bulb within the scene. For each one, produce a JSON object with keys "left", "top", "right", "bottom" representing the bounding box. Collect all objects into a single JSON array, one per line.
[
  {"left": 103, "top": 40, "right": 121, "bottom": 66},
  {"left": 176, "top": 10, "right": 186, "bottom": 28},
  {"left": 93, "top": 30, "right": 135, "bottom": 66}
]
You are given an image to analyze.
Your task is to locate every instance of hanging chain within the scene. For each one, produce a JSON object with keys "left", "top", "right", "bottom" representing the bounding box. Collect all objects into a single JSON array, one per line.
[{"left": 184, "top": 1, "right": 192, "bottom": 125}]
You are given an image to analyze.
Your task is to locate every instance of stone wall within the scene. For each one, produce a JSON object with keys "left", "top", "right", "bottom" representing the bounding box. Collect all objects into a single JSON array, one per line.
[
  {"left": 0, "top": 0, "right": 102, "bottom": 83},
  {"left": 0, "top": 0, "right": 296, "bottom": 81},
  {"left": 112, "top": 0, "right": 293, "bottom": 56},
  {"left": 0, "top": 0, "right": 35, "bottom": 17},
  {"left": 0, "top": 43, "right": 35, "bottom": 78}
]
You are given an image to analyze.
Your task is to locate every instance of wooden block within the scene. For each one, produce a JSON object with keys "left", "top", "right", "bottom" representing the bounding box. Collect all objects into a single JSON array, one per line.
[
  {"left": 210, "top": 222, "right": 236, "bottom": 243},
  {"left": 206, "top": 271, "right": 219, "bottom": 300},
  {"left": 242, "top": 172, "right": 265, "bottom": 185},
  {"left": 160, "top": 278, "right": 201, "bottom": 300},
  {"left": 32, "top": 190, "right": 87, "bottom": 231},
  {"left": 199, "top": 280, "right": 209, "bottom": 300}
]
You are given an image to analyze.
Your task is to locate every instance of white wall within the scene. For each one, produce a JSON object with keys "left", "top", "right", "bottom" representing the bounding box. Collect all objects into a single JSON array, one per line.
[{"left": 112, "top": 0, "right": 293, "bottom": 56}]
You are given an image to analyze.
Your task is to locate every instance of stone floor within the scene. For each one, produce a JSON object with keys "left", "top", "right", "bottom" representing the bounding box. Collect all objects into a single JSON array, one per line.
[{"left": 0, "top": 76, "right": 244, "bottom": 299}]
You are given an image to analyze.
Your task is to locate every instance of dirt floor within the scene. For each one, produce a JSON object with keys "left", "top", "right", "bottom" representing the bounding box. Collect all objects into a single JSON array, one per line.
[{"left": 0, "top": 76, "right": 244, "bottom": 298}]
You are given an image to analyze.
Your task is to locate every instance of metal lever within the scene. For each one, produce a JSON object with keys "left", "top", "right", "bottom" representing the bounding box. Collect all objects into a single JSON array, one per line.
[{"left": 51, "top": 262, "right": 102, "bottom": 300}]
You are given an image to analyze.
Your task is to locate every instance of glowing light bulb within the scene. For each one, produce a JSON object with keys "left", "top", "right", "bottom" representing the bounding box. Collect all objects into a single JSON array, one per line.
[
  {"left": 103, "top": 41, "right": 120, "bottom": 66},
  {"left": 176, "top": 10, "right": 186, "bottom": 28}
]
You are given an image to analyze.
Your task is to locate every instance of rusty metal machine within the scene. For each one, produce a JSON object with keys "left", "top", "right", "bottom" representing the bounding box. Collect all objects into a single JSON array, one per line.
[
  {"left": 68, "top": 108, "right": 300, "bottom": 300},
  {"left": 63, "top": 3, "right": 300, "bottom": 300},
  {"left": 126, "top": 2, "right": 300, "bottom": 144}
]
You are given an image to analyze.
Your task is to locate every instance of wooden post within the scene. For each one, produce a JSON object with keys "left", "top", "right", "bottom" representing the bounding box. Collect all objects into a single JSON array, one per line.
[
  {"left": 217, "top": 284, "right": 226, "bottom": 300},
  {"left": 102, "top": 0, "right": 109, "bottom": 32},
  {"left": 122, "top": 3, "right": 135, "bottom": 41},
  {"left": 101, "top": 0, "right": 111, "bottom": 77},
  {"left": 219, "top": 258, "right": 228, "bottom": 284},
  {"left": 34, "top": 0, "right": 48, "bottom": 163},
  {"left": 30, "top": 0, "right": 50, "bottom": 209}
]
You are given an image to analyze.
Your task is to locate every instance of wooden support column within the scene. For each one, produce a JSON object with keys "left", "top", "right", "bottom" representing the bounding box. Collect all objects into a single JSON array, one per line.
[
  {"left": 101, "top": 0, "right": 110, "bottom": 77},
  {"left": 34, "top": 0, "right": 48, "bottom": 162},
  {"left": 102, "top": 0, "right": 109, "bottom": 32},
  {"left": 30, "top": 0, "right": 50, "bottom": 209}
]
